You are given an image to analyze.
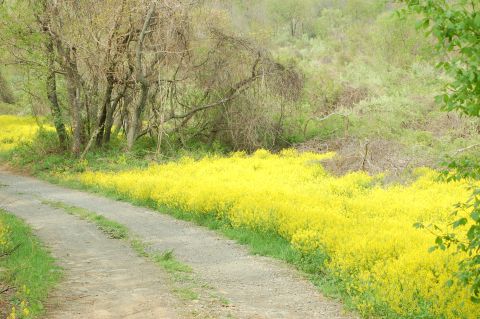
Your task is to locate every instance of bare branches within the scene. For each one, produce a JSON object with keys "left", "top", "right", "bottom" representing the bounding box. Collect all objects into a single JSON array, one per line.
[
  {"left": 169, "top": 73, "right": 263, "bottom": 120},
  {"left": 10, "top": 0, "right": 303, "bottom": 154},
  {"left": 303, "top": 113, "right": 348, "bottom": 138},
  {"left": 0, "top": 285, "right": 12, "bottom": 294},
  {"left": 136, "top": 1, "right": 157, "bottom": 85},
  {"left": 451, "top": 144, "right": 480, "bottom": 157}
]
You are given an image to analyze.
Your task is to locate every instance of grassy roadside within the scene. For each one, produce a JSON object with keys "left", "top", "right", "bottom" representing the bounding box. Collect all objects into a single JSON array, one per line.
[{"left": 0, "top": 209, "right": 61, "bottom": 319}]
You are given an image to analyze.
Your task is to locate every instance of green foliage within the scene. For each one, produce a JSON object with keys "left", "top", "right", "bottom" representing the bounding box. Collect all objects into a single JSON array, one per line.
[
  {"left": 401, "top": 0, "right": 480, "bottom": 116},
  {"left": 423, "top": 181, "right": 480, "bottom": 303},
  {"left": 436, "top": 157, "right": 480, "bottom": 302},
  {"left": 452, "top": 188, "right": 480, "bottom": 301},
  {"left": 0, "top": 1, "right": 52, "bottom": 113},
  {"left": 0, "top": 101, "right": 19, "bottom": 114},
  {"left": 266, "top": 0, "right": 315, "bottom": 36}
]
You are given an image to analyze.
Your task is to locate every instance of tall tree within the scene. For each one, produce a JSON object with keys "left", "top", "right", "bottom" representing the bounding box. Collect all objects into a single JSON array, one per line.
[{"left": 38, "top": 0, "right": 68, "bottom": 148}]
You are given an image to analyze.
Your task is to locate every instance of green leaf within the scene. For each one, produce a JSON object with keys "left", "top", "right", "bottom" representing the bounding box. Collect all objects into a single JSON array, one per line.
[
  {"left": 453, "top": 218, "right": 468, "bottom": 228},
  {"left": 471, "top": 210, "right": 480, "bottom": 222},
  {"left": 474, "top": 14, "right": 480, "bottom": 28},
  {"left": 467, "top": 226, "right": 476, "bottom": 240},
  {"left": 413, "top": 222, "right": 424, "bottom": 229}
]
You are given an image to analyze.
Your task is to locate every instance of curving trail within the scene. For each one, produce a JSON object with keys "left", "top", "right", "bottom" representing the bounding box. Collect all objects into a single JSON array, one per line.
[
  {"left": 0, "top": 187, "right": 181, "bottom": 318},
  {"left": 0, "top": 169, "right": 354, "bottom": 319}
]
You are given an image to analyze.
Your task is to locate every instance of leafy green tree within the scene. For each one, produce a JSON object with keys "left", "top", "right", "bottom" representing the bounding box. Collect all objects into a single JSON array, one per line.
[
  {"left": 402, "top": 0, "right": 480, "bottom": 302},
  {"left": 0, "top": 0, "right": 68, "bottom": 147},
  {"left": 266, "top": 0, "right": 315, "bottom": 37}
]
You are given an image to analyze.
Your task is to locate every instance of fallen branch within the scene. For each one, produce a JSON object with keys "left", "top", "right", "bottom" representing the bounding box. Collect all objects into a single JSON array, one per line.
[
  {"left": 451, "top": 143, "right": 480, "bottom": 156},
  {"left": 303, "top": 113, "right": 348, "bottom": 138}
]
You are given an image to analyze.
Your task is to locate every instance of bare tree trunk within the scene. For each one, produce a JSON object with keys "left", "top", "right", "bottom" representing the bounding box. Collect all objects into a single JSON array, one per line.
[
  {"left": 69, "top": 85, "right": 82, "bottom": 155},
  {"left": 290, "top": 18, "right": 296, "bottom": 37},
  {"left": 39, "top": 0, "right": 68, "bottom": 149},
  {"left": 103, "top": 99, "right": 116, "bottom": 144},
  {"left": 45, "top": 37, "right": 68, "bottom": 149},
  {"left": 95, "top": 77, "right": 113, "bottom": 147},
  {"left": 155, "top": 112, "right": 165, "bottom": 159},
  {"left": 104, "top": 81, "right": 128, "bottom": 144},
  {"left": 127, "top": 82, "right": 148, "bottom": 150},
  {"left": 64, "top": 49, "right": 83, "bottom": 155},
  {"left": 126, "top": 2, "right": 156, "bottom": 151}
]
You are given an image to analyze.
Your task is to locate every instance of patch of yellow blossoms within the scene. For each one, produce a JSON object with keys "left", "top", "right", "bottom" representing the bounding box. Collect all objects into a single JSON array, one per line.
[
  {"left": 0, "top": 115, "right": 45, "bottom": 152},
  {"left": 76, "top": 149, "right": 478, "bottom": 318}
]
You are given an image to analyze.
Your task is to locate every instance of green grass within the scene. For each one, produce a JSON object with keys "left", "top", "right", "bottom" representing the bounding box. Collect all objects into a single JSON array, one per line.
[
  {"left": 154, "top": 250, "right": 193, "bottom": 275},
  {"left": 0, "top": 210, "right": 61, "bottom": 318},
  {"left": 172, "top": 287, "right": 199, "bottom": 301},
  {"left": 133, "top": 242, "right": 198, "bottom": 301},
  {"left": 41, "top": 200, "right": 128, "bottom": 240}
]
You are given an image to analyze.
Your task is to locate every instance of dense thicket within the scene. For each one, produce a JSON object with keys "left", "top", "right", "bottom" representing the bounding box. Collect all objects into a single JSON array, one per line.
[{"left": 0, "top": 0, "right": 302, "bottom": 155}]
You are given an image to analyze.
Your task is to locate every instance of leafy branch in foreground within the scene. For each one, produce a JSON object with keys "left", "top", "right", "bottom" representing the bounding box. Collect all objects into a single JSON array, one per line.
[
  {"left": 415, "top": 182, "right": 480, "bottom": 302},
  {"left": 401, "top": 0, "right": 480, "bottom": 302},
  {"left": 400, "top": 0, "right": 480, "bottom": 115}
]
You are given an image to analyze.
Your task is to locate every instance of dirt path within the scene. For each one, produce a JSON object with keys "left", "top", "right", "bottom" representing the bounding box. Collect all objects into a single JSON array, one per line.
[
  {"left": 0, "top": 188, "right": 181, "bottom": 318},
  {"left": 0, "top": 169, "right": 354, "bottom": 319}
]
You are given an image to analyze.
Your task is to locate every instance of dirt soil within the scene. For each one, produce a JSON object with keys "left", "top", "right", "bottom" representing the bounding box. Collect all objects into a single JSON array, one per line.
[{"left": 0, "top": 169, "right": 355, "bottom": 319}]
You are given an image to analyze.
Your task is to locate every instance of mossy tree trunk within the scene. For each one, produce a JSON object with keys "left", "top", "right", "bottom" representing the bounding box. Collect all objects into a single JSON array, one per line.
[{"left": 45, "top": 32, "right": 68, "bottom": 149}]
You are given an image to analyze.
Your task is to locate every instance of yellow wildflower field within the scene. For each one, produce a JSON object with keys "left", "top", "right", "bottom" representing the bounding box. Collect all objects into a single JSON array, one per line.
[
  {"left": 0, "top": 115, "right": 47, "bottom": 152},
  {"left": 76, "top": 150, "right": 477, "bottom": 318},
  {"left": 0, "top": 116, "right": 477, "bottom": 317}
]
